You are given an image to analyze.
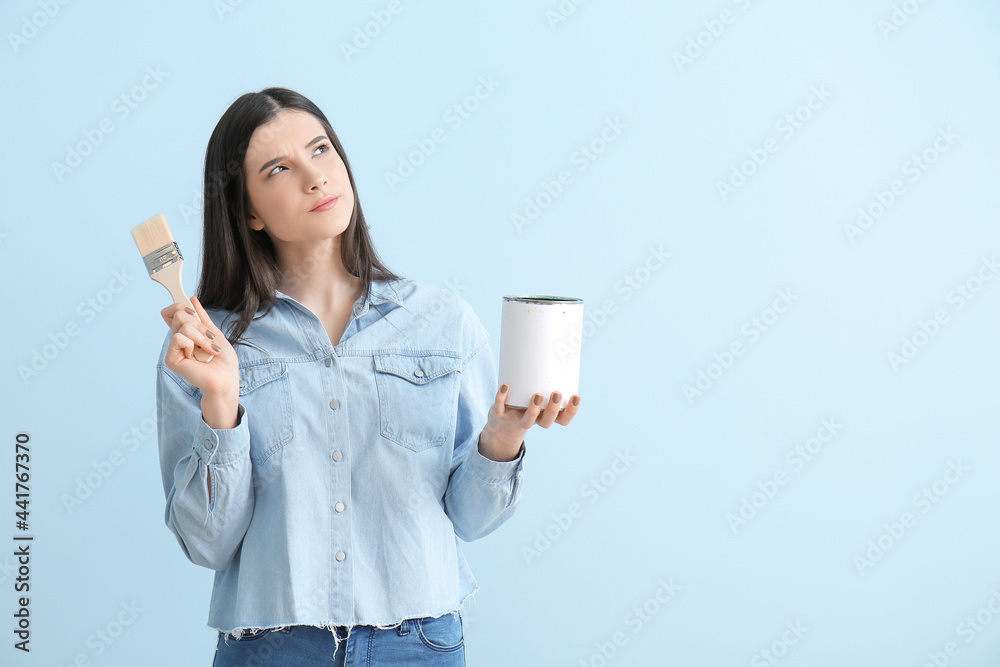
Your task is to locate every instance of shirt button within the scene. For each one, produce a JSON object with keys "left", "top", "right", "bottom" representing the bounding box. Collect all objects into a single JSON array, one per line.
[
  {"left": 204, "top": 439, "right": 214, "bottom": 450},
  {"left": 335, "top": 502, "right": 345, "bottom": 512},
  {"left": 413, "top": 369, "right": 424, "bottom": 378},
  {"left": 325, "top": 357, "right": 332, "bottom": 367},
  {"left": 332, "top": 450, "right": 343, "bottom": 461},
  {"left": 335, "top": 550, "right": 347, "bottom": 562},
  {"left": 238, "top": 379, "right": 246, "bottom": 389},
  {"left": 329, "top": 399, "right": 340, "bottom": 410}
]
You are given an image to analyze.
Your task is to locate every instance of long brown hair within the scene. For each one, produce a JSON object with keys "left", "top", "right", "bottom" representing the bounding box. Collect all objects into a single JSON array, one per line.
[{"left": 195, "top": 87, "right": 401, "bottom": 347}]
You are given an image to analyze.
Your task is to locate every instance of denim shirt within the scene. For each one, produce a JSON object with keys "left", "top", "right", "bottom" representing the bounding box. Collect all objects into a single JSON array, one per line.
[{"left": 154, "top": 277, "right": 526, "bottom": 636}]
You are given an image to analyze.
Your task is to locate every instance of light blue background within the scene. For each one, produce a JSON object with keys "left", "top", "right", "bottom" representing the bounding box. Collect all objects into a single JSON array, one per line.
[{"left": 2, "top": 0, "right": 999, "bottom": 665}]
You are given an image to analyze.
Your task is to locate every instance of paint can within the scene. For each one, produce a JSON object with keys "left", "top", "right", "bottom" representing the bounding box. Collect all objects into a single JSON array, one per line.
[{"left": 498, "top": 294, "right": 584, "bottom": 410}]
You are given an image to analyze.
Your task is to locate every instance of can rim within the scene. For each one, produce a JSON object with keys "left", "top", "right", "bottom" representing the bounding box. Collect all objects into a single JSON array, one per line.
[{"left": 502, "top": 294, "right": 584, "bottom": 304}]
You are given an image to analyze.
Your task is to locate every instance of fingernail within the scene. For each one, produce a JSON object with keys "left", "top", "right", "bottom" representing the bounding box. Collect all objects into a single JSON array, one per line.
[
  {"left": 552, "top": 392, "right": 562, "bottom": 403},
  {"left": 532, "top": 394, "right": 542, "bottom": 406},
  {"left": 500, "top": 384, "right": 508, "bottom": 394},
  {"left": 185, "top": 307, "right": 196, "bottom": 315},
  {"left": 572, "top": 396, "right": 580, "bottom": 407},
  {"left": 205, "top": 329, "right": 215, "bottom": 340},
  {"left": 211, "top": 343, "right": 221, "bottom": 353}
]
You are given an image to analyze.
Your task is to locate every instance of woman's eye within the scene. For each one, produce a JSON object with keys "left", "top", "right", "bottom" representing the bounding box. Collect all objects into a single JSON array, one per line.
[{"left": 266, "top": 145, "right": 331, "bottom": 177}]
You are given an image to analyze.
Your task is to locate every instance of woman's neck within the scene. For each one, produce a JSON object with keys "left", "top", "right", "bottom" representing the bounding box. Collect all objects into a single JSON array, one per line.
[{"left": 274, "top": 242, "right": 362, "bottom": 315}]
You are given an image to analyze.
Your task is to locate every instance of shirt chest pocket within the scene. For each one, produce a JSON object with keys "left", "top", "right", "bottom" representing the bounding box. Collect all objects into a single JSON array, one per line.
[
  {"left": 238, "top": 360, "right": 294, "bottom": 465},
  {"left": 373, "top": 353, "right": 461, "bottom": 452}
]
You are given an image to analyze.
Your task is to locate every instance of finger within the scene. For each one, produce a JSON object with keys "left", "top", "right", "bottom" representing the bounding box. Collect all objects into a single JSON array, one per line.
[
  {"left": 163, "top": 303, "right": 195, "bottom": 333},
  {"left": 190, "top": 296, "right": 224, "bottom": 345},
  {"left": 161, "top": 303, "right": 182, "bottom": 328},
  {"left": 191, "top": 296, "right": 218, "bottom": 333},
  {"left": 520, "top": 393, "right": 545, "bottom": 429},
  {"left": 555, "top": 394, "right": 581, "bottom": 426},
  {"left": 493, "top": 384, "right": 510, "bottom": 418},
  {"left": 188, "top": 297, "right": 222, "bottom": 351},
  {"left": 536, "top": 392, "right": 563, "bottom": 428},
  {"left": 179, "top": 321, "right": 221, "bottom": 357},
  {"left": 187, "top": 297, "right": 202, "bottom": 322},
  {"left": 170, "top": 331, "right": 195, "bottom": 360}
]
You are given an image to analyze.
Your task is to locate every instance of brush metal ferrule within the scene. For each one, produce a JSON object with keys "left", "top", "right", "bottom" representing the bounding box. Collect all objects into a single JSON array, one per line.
[{"left": 142, "top": 242, "right": 184, "bottom": 276}]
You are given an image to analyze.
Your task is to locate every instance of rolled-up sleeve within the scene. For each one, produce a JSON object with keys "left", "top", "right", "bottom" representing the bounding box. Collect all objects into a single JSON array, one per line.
[
  {"left": 155, "top": 334, "right": 255, "bottom": 571},
  {"left": 444, "top": 332, "right": 526, "bottom": 542}
]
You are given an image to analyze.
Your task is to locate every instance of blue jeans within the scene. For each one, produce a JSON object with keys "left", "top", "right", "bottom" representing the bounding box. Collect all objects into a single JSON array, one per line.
[{"left": 211, "top": 613, "right": 466, "bottom": 666}]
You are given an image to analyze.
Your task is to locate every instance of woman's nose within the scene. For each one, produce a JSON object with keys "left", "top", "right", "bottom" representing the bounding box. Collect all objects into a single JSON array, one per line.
[{"left": 303, "top": 163, "right": 328, "bottom": 189}]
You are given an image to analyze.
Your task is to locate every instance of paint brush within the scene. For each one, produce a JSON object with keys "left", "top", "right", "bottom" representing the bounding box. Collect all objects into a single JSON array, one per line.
[{"left": 130, "top": 214, "right": 214, "bottom": 363}]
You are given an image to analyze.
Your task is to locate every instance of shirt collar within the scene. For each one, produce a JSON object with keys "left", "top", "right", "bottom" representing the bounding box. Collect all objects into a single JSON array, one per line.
[
  {"left": 365, "top": 278, "right": 404, "bottom": 307},
  {"left": 274, "top": 277, "right": 404, "bottom": 316}
]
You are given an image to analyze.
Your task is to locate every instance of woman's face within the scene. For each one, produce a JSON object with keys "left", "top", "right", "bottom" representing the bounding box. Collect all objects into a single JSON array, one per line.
[{"left": 243, "top": 109, "right": 354, "bottom": 246}]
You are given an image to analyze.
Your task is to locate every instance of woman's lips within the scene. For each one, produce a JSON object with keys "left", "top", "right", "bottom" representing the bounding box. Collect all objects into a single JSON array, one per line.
[{"left": 311, "top": 196, "right": 339, "bottom": 212}]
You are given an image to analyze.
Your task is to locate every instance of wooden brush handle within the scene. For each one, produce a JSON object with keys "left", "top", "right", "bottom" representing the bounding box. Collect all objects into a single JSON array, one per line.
[{"left": 152, "top": 260, "right": 215, "bottom": 364}]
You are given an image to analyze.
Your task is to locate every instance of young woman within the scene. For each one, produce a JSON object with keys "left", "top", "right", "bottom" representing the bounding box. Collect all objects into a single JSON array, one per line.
[{"left": 155, "top": 87, "right": 581, "bottom": 666}]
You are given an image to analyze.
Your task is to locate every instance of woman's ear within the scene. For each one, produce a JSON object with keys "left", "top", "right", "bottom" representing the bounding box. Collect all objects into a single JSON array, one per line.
[{"left": 248, "top": 206, "right": 263, "bottom": 231}]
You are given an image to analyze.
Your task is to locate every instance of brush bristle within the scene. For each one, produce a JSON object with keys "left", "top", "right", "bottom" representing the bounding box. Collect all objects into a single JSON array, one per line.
[{"left": 130, "top": 214, "right": 175, "bottom": 257}]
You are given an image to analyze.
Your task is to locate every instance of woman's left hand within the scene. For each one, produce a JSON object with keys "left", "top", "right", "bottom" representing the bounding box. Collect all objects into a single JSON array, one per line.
[{"left": 477, "top": 385, "right": 581, "bottom": 462}]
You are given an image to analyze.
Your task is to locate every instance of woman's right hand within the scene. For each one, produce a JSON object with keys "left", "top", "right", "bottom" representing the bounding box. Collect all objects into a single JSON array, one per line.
[{"left": 160, "top": 295, "right": 239, "bottom": 399}]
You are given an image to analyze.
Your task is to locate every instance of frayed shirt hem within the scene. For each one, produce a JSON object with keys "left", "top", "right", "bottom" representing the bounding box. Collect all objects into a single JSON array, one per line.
[{"left": 211, "top": 586, "right": 479, "bottom": 655}]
